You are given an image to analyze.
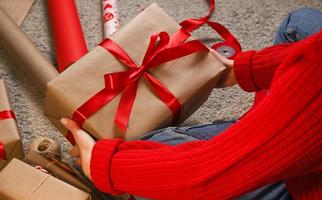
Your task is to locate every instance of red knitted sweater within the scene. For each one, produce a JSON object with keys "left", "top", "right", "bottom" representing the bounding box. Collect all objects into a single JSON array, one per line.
[{"left": 90, "top": 31, "right": 322, "bottom": 200}]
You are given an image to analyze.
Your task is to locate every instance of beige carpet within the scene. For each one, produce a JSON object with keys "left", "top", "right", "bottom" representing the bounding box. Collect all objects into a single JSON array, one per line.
[{"left": 0, "top": 0, "right": 321, "bottom": 158}]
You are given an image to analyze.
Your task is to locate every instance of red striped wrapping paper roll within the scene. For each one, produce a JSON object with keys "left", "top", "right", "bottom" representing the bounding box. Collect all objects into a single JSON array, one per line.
[{"left": 102, "top": 0, "right": 119, "bottom": 38}]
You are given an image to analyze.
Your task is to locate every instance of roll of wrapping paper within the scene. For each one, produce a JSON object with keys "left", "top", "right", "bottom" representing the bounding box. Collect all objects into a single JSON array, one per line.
[
  {"left": 0, "top": 7, "right": 59, "bottom": 94},
  {"left": 28, "top": 137, "right": 62, "bottom": 159},
  {"left": 102, "top": 0, "right": 119, "bottom": 38},
  {"left": 47, "top": 0, "right": 88, "bottom": 72}
]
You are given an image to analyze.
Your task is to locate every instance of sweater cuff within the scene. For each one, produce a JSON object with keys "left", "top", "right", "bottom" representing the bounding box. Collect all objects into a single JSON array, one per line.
[
  {"left": 90, "top": 138, "right": 124, "bottom": 195},
  {"left": 234, "top": 51, "right": 260, "bottom": 92}
]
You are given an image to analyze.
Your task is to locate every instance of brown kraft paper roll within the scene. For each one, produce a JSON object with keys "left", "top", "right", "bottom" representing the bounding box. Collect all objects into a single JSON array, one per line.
[{"left": 0, "top": 7, "right": 59, "bottom": 94}]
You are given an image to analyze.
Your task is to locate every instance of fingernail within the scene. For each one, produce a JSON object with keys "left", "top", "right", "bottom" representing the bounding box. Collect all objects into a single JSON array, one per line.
[{"left": 61, "top": 118, "right": 67, "bottom": 125}]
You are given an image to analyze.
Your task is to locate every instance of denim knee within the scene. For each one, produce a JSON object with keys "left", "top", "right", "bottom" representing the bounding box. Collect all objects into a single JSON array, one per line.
[{"left": 274, "top": 8, "right": 322, "bottom": 44}]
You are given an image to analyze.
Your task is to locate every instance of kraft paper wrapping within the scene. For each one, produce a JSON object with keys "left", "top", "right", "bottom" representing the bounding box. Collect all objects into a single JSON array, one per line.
[
  {"left": 23, "top": 151, "right": 91, "bottom": 193},
  {"left": 0, "top": 0, "right": 35, "bottom": 25},
  {"left": 0, "top": 80, "right": 24, "bottom": 170},
  {"left": 0, "top": 7, "right": 59, "bottom": 94},
  {"left": 0, "top": 159, "right": 91, "bottom": 200},
  {"left": 45, "top": 3, "right": 225, "bottom": 140}
]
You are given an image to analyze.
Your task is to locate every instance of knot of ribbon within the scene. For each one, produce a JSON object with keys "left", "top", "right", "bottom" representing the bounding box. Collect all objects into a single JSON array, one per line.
[
  {"left": 0, "top": 110, "right": 16, "bottom": 160},
  {"left": 71, "top": 32, "right": 208, "bottom": 139}
]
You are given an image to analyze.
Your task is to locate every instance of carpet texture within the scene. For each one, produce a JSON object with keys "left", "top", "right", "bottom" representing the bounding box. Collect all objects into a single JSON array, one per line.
[{"left": 0, "top": 0, "right": 321, "bottom": 160}]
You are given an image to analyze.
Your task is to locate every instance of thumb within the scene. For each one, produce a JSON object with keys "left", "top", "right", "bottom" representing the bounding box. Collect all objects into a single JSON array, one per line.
[{"left": 210, "top": 49, "right": 234, "bottom": 68}]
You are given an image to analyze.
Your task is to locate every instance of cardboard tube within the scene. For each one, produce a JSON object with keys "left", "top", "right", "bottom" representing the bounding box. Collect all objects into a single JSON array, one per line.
[
  {"left": 0, "top": 7, "right": 59, "bottom": 94},
  {"left": 47, "top": 0, "right": 88, "bottom": 72}
]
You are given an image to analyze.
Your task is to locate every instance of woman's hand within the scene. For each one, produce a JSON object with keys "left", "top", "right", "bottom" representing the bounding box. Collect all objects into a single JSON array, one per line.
[
  {"left": 61, "top": 118, "right": 95, "bottom": 180},
  {"left": 210, "top": 49, "right": 237, "bottom": 87}
]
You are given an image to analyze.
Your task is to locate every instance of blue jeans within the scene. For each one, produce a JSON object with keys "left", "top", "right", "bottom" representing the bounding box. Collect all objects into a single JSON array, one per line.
[{"left": 136, "top": 8, "right": 322, "bottom": 200}]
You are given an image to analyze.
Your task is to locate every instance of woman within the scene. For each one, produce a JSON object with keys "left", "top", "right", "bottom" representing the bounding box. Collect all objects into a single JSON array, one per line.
[{"left": 61, "top": 8, "right": 322, "bottom": 200}]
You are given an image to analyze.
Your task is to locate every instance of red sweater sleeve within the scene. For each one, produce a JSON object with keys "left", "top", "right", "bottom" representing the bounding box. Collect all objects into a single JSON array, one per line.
[
  {"left": 90, "top": 32, "right": 322, "bottom": 199},
  {"left": 234, "top": 43, "right": 292, "bottom": 92}
]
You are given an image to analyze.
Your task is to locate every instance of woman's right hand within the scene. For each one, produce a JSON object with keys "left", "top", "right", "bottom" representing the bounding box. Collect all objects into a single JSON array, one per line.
[{"left": 210, "top": 49, "right": 237, "bottom": 87}]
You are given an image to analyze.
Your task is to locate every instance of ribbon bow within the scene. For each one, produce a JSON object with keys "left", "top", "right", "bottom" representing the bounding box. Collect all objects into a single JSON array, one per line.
[
  {"left": 72, "top": 32, "right": 208, "bottom": 134},
  {"left": 0, "top": 110, "right": 16, "bottom": 160}
]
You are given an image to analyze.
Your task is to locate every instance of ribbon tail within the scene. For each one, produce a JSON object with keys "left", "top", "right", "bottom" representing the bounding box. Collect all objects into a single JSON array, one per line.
[
  {"left": 145, "top": 73, "right": 181, "bottom": 123},
  {"left": 148, "top": 40, "right": 208, "bottom": 69},
  {"left": 168, "top": 29, "right": 191, "bottom": 48},
  {"left": 0, "top": 142, "right": 7, "bottom": 160},
  {"left": 66, "top": 88, "right": 122, "bottom": 144},
  {"left": 73, "top": 88, "right": 121, "bottom": 126},
  {"left": 114, "top": 82, "right": 139, "bottom": 132},
  {"left": 179, "top": 0, "right": 215, "bottom": 32}
]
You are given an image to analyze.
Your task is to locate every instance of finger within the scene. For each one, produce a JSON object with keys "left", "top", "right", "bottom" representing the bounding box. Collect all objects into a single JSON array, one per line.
[
  {"left": 61, "top": 118, "right": 81, "bottom": 136},
  {"left": 69, "top": 145, "right": 80, "bottom": 158},
  {"left": 61, "top": 118, "right": 95, "bottom": 150},
  {"left": 210, "top": 49, "right": 234, "bottom": 67}
]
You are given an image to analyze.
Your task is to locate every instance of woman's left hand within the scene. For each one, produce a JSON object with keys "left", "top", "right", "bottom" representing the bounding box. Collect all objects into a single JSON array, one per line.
[{"left": 61, "top": 118, "right": 95, "bottom": 180}]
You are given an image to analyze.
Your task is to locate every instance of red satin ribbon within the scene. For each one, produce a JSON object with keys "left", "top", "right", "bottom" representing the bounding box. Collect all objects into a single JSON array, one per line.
[
  {"left": 66, "top": 0, "right": 241, "bottom": 144},
  {"left": 0, "top": 110, "right": 16, "bottom": 160},
  {"left": 172, "top": 0, "right": 241, "bottom": 58}
]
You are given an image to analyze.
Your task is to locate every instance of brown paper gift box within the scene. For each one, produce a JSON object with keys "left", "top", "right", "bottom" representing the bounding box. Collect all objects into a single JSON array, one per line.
[
  {"left": 24, "top": 151, "right": 91, "bottom": 193},
  {"left": 0, "top": 80, "right": 24, "bottom": 170},
  {"left": 0, "top": 158, "right": 91, "bottom": 200},
  {"left": 44, "top": 3, "right": 225, "bottom": 140}
]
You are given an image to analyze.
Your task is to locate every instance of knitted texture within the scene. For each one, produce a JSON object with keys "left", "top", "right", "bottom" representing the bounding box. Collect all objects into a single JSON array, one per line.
[{"left": 90, "top": 31, "right": 322, "bottom": 200}]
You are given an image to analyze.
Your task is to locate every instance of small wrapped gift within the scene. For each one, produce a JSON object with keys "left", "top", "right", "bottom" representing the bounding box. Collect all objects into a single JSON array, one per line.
[
  {"left": 44, "top": 3, "right": 225, "bottom": 142},
  {"left": 23, "top": 151, "right": 91, "bottom": 193},
  {"left": 0, "top": 159, "right": 91, "bottom": 200},
  {"left": 0, "top": 80, "right": 24, "bottom": 170}
]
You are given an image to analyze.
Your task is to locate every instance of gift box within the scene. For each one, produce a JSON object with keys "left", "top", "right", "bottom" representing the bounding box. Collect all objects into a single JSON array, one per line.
[
  {"left": 23, "top": 151, "right": 91, "bottom": 193},
  {"left": 0, "top": 80, "right": 24, "bottom": 170},
  {"left": 44, "top": 3, "right": 225, "bottom": 141},
  {"left": 0, "top": 158, "right": 91, "bottom": 200}
]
